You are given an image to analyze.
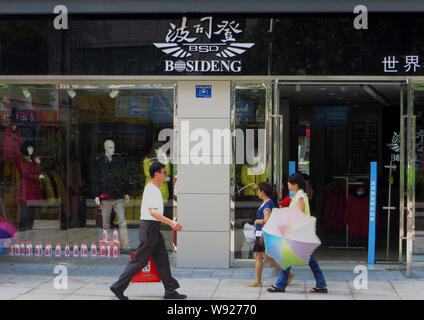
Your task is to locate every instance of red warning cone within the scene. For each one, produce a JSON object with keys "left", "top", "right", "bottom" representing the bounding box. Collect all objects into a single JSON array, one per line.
[{"left": 130, "top": 254, "right": 161, "bottom": 283}]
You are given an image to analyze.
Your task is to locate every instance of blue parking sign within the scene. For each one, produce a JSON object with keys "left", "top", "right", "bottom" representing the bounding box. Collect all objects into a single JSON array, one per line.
[{"left": 196, "top": 85, "right": 211, "bottom": 98}]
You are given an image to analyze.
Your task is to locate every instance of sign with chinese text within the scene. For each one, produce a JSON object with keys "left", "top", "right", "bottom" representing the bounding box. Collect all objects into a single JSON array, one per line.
[
  {"left": 148, "top": 96, "right": 173, "bottom": 122},
  {"left": 115, "top": 95, "right": 148, "bottom": 119},
  {"left": 368, "top": 162, "right": 377, "bottom": 264},
  {"left": 154, "top": 17, "right": 254, "bottom": 73},
  {"left": 314, "top": 106, "right": 348, "bottom": 126},
  {"left": 382, "top": 55, "right": 421, "bottom": 73},
  {"left": 196, "top": 85, "right": 212, "bottom": 98},
  {"left": 235, "top": 101, "right": 255, "bottom": 122}
]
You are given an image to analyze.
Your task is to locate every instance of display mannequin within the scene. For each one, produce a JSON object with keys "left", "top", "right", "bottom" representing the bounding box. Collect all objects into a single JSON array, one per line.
[
  {"left": 4, "top": 122, "right": 23, "bottom": 160},
  {"left": 93, "top": 139, "right": 130, "bottom": 250},
  {"left": 17, "top": 142, "right": 44, "bottom": 231}
]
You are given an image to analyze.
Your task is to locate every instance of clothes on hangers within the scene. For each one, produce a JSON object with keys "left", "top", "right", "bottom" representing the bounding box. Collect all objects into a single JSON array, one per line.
[
  {"left": 322, "top": 182, "right": 346, "bottom": 232},
  {"left": 344, "top": 188, "right": 380, "bottom": 238}
]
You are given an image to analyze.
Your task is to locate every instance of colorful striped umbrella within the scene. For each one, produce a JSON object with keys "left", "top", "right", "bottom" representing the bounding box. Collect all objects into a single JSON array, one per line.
[
  {"left": 262, "top": 206, "right": 321, "bottom": 270},
  {"left": 0, "top": 216, "right": 16, "bottom": 254}
]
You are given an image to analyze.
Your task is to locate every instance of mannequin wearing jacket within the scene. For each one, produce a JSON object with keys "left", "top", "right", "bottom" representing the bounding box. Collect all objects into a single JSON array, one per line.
[
  {"left": 93, "top": 140, "right": 130, "bottom": 250},
  {"left": 344, "top": 186, "right": 380, "bottom": 238},
  {"left": 4, "top": 122, "right": 23, "bottom": 160},
  {"left": 16, "top": 142, "right": 44, "bottom": 231}
]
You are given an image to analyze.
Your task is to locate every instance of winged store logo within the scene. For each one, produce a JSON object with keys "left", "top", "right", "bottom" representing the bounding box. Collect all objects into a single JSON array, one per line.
[
  {"left": 387, "top": 130, "right": 424, "bottom": 164},
  {"left": 154, "top": 17, "right": 255, "bottom": 73}
]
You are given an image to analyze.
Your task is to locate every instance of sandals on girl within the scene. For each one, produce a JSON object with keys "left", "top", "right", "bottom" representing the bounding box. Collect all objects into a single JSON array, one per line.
[
  {"left": 309, "top": 287, "right": 328, "bottom": 293},
  {"left": 247, "top": 282, "right": 263, "bottom": 287},
  {"left": 267, "top": 285, "right": 285, "bottom": 293}
]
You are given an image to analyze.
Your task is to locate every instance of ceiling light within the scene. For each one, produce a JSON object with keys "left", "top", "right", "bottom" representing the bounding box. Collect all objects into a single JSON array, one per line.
[
  {"left": 340, "top": 85, "right": 348, "bottom": 92},
  {"left": 67, "top": 89, "right": 77, "bottom": 98},
  {"left": 22, "top": 88, "right": 31, "bottom": 98},
  {"left": 109, "top": 89, "right": 119, "bottom": 99},
  {"left": 361, "top": 85, "right": 389, "bottom": 106}
]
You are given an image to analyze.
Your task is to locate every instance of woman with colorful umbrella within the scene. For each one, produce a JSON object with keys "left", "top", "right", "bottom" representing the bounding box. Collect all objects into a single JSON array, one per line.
[
  {"left": 267, "top": 173, "right": 328, "bottom": 293},
  {"left": 247, "top": 182, "right": 282, "bottom": 287}
]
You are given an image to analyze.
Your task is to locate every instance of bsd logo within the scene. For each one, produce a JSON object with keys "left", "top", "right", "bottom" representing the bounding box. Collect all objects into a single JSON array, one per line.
[{"left": 188, "top": 45, "right": 220, "bottom": 53}]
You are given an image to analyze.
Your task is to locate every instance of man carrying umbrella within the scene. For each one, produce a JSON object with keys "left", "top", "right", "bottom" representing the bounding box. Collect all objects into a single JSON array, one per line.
[{"left": 266, "top": 173, "right": 328, "bottom": 293}]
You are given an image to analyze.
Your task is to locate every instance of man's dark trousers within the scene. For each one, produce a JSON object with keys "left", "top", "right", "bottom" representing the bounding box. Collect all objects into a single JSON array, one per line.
[{"left": 111, "top": 220, "right": 180, "bottom": 294}]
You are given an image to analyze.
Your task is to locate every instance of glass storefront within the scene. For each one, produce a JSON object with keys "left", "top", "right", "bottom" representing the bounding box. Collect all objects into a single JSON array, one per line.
[
  {"left": 0, "top": 12, "right": 423, "bottom": 271},
  {"left": 1, "top": 83, "right": 177, "bottom": 256}
]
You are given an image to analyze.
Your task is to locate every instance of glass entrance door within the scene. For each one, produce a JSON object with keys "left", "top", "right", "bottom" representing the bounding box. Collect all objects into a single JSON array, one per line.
[
  {"left": 230, "top": 82, "right": 272, "bottom": 265},
  {"left": 407, "top": 81, "right": 424, "bottom": 274}
]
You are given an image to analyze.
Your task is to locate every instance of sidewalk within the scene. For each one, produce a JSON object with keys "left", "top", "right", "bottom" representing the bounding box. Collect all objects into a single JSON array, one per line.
[{"left": 1, "top": 260, "right": 424, "bottom": 300}]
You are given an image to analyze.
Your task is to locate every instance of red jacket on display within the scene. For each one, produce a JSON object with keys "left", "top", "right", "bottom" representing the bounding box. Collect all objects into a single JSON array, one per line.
[
  {"left": 344, "top": 191, "right": 380, "bottom": 238},
  {"left": 16, "top": 155, "right": 43, "bottom": 204},
  {"left": 3, "top": 126, "right": 22, "bottom": 160}
]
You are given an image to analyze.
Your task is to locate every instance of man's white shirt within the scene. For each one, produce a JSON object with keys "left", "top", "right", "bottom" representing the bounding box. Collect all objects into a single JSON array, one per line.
[{"left": 140, "top": 183, "right": 164, "bottom": 221}]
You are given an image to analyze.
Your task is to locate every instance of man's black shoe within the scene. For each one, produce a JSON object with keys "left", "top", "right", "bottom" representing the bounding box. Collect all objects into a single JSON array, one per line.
[
  {"left": 110, "top": 285, "right": 129, "bottom": 300},
  {"left": 163, "top": 290, "right": 187, "bottom": 300}
]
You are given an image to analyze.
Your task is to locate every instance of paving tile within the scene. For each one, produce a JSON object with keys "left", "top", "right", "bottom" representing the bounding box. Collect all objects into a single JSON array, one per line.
[
  {"left": 14, "top": 293, "right": 67, "bottom": 300},
  {"left": 307, "top": 294, "right": 353, "bottom": 300},
  {"left": 260, "top": 292, "right": 306, "bottom": 300},
  {"left": 65, "top": 295, "right": 116, "bottom": 300},
  {"left": 0, "top": 287, "right": 33, "bottom": 299},
  {"left": 0, "top": 276, "right": 53, "bottom": 288},
  {"left": 72, "top": 283, "right": 116, "bottom": 296},
  {"left": 353, "top": 295, "right": 400, "bottom": 300}
]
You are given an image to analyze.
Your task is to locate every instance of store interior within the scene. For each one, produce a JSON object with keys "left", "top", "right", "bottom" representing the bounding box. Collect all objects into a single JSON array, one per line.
[
  {"left": 281, "top": 83, "right": 402, "bottom": 262},
  {"left": 233, "top": 82, "right": 404, "bottom": 263}
]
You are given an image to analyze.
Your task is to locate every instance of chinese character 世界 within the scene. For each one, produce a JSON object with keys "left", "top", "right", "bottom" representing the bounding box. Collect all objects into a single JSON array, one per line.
[
  {"left": 166, "top": 17, "right": 197, "bottom": 43},
  {"left": 405, "top": 56, "right": 421, "bottom": 72},
  {"left": 193, "top": 16, "right": 213, "bottom": 39},
  {"left": 214, "top": 20, "right": 242, "bottom": 43},
  {"left": 382, "top": 56, "right": 399, "bottom": 73}
]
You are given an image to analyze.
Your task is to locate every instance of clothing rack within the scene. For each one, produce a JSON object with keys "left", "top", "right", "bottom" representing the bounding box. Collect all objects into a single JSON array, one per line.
[{"left": 329, "top": 175, "right": 368, "bottom": 250}]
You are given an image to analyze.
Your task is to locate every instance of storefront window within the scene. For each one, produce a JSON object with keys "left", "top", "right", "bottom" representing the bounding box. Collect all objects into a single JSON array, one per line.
[
  {"left": 1, "top": 83, "right": 176, "bottom": 256},
  {"left": 0, "top": 85, "right": 66, "bottom": 249}
]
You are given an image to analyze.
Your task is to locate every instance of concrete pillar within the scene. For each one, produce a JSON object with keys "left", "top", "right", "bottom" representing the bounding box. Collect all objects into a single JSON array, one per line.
[{"left": 176, "top": 81, "right": 231, "bottom": 268}]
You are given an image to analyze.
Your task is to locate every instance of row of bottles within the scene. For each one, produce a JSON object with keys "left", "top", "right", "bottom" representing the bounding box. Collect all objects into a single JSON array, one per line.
[{"left": 10, "top": 228, "right": 121, "bottom": 258}]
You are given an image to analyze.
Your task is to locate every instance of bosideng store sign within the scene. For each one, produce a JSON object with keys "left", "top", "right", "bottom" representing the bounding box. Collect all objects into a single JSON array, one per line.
[{"left": 154, "top": 17, "right": 255, "bottom": 73}]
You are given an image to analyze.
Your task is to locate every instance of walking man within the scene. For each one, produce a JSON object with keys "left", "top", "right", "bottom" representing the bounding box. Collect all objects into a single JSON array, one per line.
[{"left": 110, "top": 162, "right": 186, "bottom": 300}]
